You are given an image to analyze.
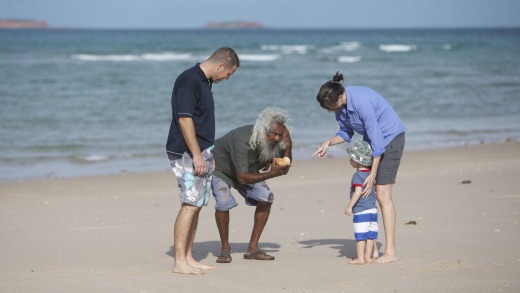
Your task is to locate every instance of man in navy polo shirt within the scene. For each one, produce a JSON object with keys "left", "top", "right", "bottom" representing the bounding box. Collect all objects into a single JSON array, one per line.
[{"left": 166, "top": 47, "right": 239, "bottom": 275}]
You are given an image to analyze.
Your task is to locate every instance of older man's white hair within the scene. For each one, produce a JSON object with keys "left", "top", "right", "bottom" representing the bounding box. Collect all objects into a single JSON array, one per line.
[{"left": 249, "top": 107, "right": 290, "bottom": 163}]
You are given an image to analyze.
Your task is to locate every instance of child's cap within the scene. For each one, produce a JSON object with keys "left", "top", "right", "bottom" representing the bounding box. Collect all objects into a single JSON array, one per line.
[{"left": 346, "top": 140, "right": 373, "bottom": 166}]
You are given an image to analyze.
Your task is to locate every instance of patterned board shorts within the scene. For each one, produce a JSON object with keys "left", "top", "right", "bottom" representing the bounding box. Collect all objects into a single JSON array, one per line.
[{"left": 169, "top": 147, "right": 214, "bottom": 207}]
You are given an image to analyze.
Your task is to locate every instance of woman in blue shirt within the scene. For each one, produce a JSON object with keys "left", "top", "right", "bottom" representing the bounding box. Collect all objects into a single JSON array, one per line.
[{"left": 312, "top": 72, "right": 406, "bottom": 264}]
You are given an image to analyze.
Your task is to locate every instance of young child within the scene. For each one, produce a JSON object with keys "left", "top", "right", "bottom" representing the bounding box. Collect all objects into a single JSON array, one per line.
[{"left": 344, "top": 140, "right": 379, "bottom": 264}]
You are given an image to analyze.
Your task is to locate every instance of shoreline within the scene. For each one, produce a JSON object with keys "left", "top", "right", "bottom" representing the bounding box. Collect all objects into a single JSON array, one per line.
[
  {"left": 1, "top": 139, "right": 518, "bottom": 184},
  {"left": 1, "top": 141, "right": 519, "bottom": 292}
]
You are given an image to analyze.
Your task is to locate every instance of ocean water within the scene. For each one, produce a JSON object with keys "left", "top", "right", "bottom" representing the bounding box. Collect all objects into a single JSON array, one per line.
[{"left": 1, "top": 28, "right": 519, "bottom": 182}]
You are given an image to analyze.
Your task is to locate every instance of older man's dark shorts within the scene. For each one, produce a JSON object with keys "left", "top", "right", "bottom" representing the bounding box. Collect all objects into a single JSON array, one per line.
[{"left": 376, "top": 133, "right": 405, "bottom": 185}]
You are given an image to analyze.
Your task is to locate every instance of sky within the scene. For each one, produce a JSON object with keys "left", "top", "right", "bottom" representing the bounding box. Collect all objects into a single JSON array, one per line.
[{"left": 2, "top": 0, "right": 520, "bottom": 29}]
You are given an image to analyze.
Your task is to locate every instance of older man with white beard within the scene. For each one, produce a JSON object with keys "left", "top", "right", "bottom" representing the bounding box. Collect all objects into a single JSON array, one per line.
[{"left": 211, "top": 107, "right": 292, "bottom": 263}]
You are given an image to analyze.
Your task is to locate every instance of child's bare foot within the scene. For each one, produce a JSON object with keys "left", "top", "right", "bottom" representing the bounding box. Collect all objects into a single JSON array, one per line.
[
  {"left": 347, "top": 258, "right": 365, "bottom": 265},
  {"left": 372, "top": 250, "right": 379, "bottom": 259},
  {"left": 172, "top": 263, "right": 205, "bottom": 275},
  {"left": 375, "top": 254, "right": 397, "bottom": 264}
]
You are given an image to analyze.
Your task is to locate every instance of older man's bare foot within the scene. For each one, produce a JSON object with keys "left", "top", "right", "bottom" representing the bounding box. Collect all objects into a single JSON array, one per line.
[
  {"left": 347, "top": 258, "right": 365, "bottom": 265},
  {"left": 172, "top": 263, "right": 204, "bottom": 275},
  {"left": 375, "top": 254, "right": 397, "bottom": 264},
  {"left": 188, "top": 259, "right": 215, "bottom": 270}
]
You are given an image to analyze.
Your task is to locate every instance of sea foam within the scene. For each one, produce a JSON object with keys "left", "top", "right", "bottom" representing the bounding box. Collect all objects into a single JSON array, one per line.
[
  {"left": 71, "top": 52, "right": 193, "bottom": 62},
  {"left": 379, "top": 44, "right": 418, "bottom": 52},
  {"left": 239, "top": 54, "right": 280, "bottom": 62},
  {"left": 261, "top": 44, "right": 311, "bottom": 54},
  {"left": 321, "top": 42, "right": 361, "bottom": 53},
  {"left": 337, "top": 56, "right": 362, "bottom": 63}
]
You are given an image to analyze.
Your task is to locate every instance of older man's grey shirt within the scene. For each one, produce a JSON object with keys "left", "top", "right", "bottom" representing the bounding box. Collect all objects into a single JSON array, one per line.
[{"left": 212, "top": 125, "right": 264, "bottom": 189}]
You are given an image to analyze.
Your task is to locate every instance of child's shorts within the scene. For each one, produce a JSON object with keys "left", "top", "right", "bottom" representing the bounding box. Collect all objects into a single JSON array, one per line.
[{"left": 353, "top": 208, "right": 379, "bottom": 241}]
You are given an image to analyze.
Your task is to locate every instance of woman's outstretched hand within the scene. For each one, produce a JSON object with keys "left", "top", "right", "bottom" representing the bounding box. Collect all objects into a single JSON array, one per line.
[{"left": 312, "top": 141, "right": 330, "bottom": 158}]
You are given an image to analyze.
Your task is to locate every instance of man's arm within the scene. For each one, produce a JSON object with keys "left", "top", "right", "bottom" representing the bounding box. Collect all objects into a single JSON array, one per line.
[
  {"left": 236, "top": 160, "right": 290, "bottom": 185},
  {"left": 178, "top": 117, "right": 206, "bottom": 176}
]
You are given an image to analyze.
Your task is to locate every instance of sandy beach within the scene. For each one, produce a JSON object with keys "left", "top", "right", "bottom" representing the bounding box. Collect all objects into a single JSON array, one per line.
[{"left": 1, "top": 142, "right": 519, "bottom": 292}]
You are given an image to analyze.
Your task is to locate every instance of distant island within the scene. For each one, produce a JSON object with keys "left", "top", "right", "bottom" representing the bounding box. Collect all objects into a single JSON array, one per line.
[
  {"left": 204, "top": 21, "right": 262, "bottom": 29},
  {"left": 0, "top": 19, "right": 49, "bottom": 29},
  {"left": 0, "top": 19, "right": 263, "bottom": 30}
]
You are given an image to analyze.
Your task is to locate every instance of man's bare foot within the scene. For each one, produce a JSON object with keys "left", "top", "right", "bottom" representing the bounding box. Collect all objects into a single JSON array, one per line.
[
  {"left": 375, "top": 254, "right": 397, "bottom": 264},
  {"left": 188, "top": 259, "right": 215, "bottom": 270},
  {"left": 372, "top": 250, "right": 379, "bottom": 259},
  {"left": 172, "top": 263, "right": 204, "bottom": 275},
  {"left": 347, "top": 258, "right": 365, "bottom": 265}
]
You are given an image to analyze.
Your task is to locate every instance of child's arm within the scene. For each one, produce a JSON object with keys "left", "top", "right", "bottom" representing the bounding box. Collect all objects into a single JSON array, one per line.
[{"left": 345, "top": 186, "right": 363, "bottom": 216}]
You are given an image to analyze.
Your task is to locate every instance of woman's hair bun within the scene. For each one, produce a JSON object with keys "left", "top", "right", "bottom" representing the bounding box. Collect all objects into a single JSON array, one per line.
[{"left": 332, "top": 71, "right": 344, "bottom": 83}]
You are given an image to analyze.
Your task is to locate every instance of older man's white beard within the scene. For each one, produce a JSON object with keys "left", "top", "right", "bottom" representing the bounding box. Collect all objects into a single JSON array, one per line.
[{"left": 257, "top": 138, "right": 285, "bottom": 164}]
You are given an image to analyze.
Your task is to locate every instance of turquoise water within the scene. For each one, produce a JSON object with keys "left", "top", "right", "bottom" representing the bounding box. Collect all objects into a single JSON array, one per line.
[{"left": 1, "top": 28, "right": 519, "bottom": 181}]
